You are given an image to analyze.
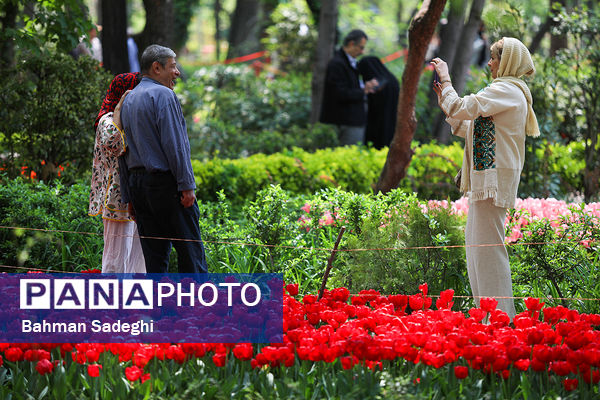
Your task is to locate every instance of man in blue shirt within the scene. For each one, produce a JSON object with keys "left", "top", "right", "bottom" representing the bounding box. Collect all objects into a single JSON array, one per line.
[{"left": 120, "top": 44, "right": 207, "bottom": 273}]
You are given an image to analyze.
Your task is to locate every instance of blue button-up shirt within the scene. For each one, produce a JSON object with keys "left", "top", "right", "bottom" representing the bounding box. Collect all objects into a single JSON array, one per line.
[{"left": 120, "top": 77, "right": 195, "bottom": 194}]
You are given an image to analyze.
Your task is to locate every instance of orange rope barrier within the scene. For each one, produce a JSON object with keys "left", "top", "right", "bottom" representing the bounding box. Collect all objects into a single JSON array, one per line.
[
  {"left": 0, "top": 225, "right": 596, "bottom": 252},
  {"left": 1, "top": 259, "right": 598, "bottom": 303},
  {"left": 224, "top": 51, "right": 267, "bottom": 64}
]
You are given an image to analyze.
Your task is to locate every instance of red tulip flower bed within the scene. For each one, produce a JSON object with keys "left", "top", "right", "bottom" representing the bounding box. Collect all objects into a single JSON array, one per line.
[
  {"left": 2, "top": 283, "right": 600, "bottom": 398},
  {"left": 275, "top": 284, "right": 600, "bottom": 387}
]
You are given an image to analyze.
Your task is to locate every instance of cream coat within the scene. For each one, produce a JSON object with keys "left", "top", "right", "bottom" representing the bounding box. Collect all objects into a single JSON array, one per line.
[{"left": 440, "top": 81, "right": 528, "bottom": 209}]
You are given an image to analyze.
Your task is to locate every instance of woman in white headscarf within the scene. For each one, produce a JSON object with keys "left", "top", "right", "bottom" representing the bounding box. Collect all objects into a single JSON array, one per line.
[{"left": 431, "top": 38, "right": 539, "bottom": 319}]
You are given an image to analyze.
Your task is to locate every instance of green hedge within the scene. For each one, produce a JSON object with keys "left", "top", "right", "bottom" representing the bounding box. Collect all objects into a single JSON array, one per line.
[
  {"left": 192, "top": 146, "right": 389, "bottom": 204},
  {"left": 192, "top": 141, "right": 585, "bottom": 204}
]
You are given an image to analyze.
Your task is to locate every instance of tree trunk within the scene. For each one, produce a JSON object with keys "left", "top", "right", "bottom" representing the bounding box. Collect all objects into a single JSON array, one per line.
[
  {"left": 396, "top": 2, "right": 404, "bottom": 47},
  {"left": 438, "top": 0, "right": 468, "bottom": 70},
  {"left": 428, "top": 0, "right": 468, "bottom": 142},
  {"left": 101, "top": 0, "right": 129, "bottom": 75},
  {"left": 376, "top": 0, "right": 448, "bottom": 193},
  {"left": 0, "top": 0, "right": 18, "bottom": 69},
  {"left": 449, "top": 0, "right": 485, "bottom": 96},
  {"left": 529, "top": 18, "right": 550, "bottom": 55},
  {"left": 172, "top": 0, "right": 197, "bottom": 55},
  {"left": 549, "top": 0, "right": 567, "bottom": 56},
  {"left": 432, "top": 0, "right": 484, "bottom": 143},
  {"left": 309, "top": 0, "right": 338, "bottom": 124},
  {"left": 215, "top": 0, "right": 222, "bottom": 60},
  {"left": 226, "top": 0, "right": 261, "bottom": 59},
  {"left": 138, "top": 0, "right": 175, "bottom": 54}
]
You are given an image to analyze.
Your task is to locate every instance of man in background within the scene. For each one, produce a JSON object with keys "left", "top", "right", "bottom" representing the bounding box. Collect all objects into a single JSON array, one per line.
[{"left": 320, "top": 29, "right": 379, "bottom": 145}]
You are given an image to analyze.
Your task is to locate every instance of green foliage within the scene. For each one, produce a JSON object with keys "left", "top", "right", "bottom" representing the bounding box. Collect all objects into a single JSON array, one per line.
[
  {"left": 0, "top": 177, "right": 103, "bottom": 272},
  {"left": 552, "top": 5, "right": 600, "bottom": 200},
  {"left": 2, "top": 176, "right": 599, "bottom": 316},
  {"left": 177, "top": 65, "right": 336, "bottom": 159},
  {"left": 509, "top": 205, "right": 600, "bottom": 314},
  {"left": 0, "top": 0, "right": 93, "bottom": 58},
  {"left": 400, "top": 141, "right": 464, "bottom": 201},
  {"left": 263, "top": 0, "right": 316, "bottom": 74},
  {"left": 338, "top": 0, "right": 403, "bottom": 56},
  {"left": 519, "top": 139, "right": 586, "bottom": 199},
  {"left": 197, "top": 185, "right": 470, "bottom": 297},
  {"left": 335, "top": 190, "right": 469, "bottom": 306},
  {"left": 0, "top": 51, "right": 113, "bottom": 180},
  {"left": 483, "top": 0, "right": 549, "bottom": 43}
]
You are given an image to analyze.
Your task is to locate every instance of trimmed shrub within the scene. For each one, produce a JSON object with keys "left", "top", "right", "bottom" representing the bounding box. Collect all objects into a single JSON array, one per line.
[
  {"left": 192, "top": 141, "right": 584, "bottom": 204},
  {"left": 192, "top": 146, "right": 388, "bottom": 204}
]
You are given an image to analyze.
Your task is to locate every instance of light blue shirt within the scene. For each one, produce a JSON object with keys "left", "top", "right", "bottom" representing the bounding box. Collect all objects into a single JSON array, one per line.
[
  {"left": 121, "top": 77, "right": 195, "bottom": 192},
  {"left": 127, "top": 38, "right": 140, "bottom": 73}
]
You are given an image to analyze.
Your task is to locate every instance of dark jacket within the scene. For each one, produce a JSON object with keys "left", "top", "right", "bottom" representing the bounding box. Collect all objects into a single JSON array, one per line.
[
  {"left": 357, "top": 56, "right": 400, "bottom": 149},
  {"left": 319, "top": 49, "right": 366, "bottom": 126}
]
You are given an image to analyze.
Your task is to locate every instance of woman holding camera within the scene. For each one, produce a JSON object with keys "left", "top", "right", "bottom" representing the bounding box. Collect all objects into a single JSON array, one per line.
[{"left": 431, "top": 38, "right": 539, "bottom": 318}]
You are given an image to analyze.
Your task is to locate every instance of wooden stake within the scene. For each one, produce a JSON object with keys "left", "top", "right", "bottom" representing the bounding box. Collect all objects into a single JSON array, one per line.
[{"left": 318, "top": 226, "right": 346, "bottom": 300}]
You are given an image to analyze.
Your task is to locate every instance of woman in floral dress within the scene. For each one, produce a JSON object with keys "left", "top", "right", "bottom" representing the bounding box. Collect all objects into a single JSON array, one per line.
[{"left": 89, "top": 73, "right": 145, "bottom": 273}]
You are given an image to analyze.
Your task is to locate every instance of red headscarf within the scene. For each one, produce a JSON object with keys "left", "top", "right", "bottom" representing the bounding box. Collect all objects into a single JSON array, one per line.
[{"left": 94, "top": 72, "right": 142, "bottom": 130}]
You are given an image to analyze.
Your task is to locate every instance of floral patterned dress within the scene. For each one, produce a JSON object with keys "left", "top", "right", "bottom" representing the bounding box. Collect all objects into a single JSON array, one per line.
[{"left": 88, "top": 112, "right": 131, "bottom": 221}]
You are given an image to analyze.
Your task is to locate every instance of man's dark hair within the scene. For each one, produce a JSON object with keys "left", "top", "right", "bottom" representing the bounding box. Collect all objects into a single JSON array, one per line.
[
  {"left": 343, "top": 29, "right": 368, "bottom": 46},
  {"left": 140, "top": 44, "right": 176, "bottom": 74}
]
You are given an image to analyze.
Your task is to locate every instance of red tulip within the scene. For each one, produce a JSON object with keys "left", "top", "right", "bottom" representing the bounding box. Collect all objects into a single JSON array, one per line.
[
  {"left": 212, "top": 353, "right": 227, "bottom": 367},
  {"left": 468, "top": 308, "right": 486, "bottom": 322},
  {"left": 514, "top": 359, "right": 530, "bottom": 371},
  {"left": 87, "top": 364, "right": 102, "bottom": 377},
  {"left": 550, "top": 361, "right": 573, "bottom": 376},
  {"left": 479, "top": 298, "right": 498, "bottom": 313},
  {"left": 524, "top": 297, "right": 545, "bottom": 312},
  {"left": 4, "top": 347, "right": 23, "bottom": 362},
  {"left": 125, "top": 366, "right": 142, "bottom": 381},
  {"left": 86, "top": 349, "right": 100, "bottom": 363},
  {"left": 166, "top": 345, "right": 186, "bottom": 364},
  {"left": 233, "top": 343, "right": 254, "bottom": 361},
  {"left": 527, "top": 329, "right": 545, "bottom": 345},
  {"left": 408, "top": 294, "right": 424, "bottom": 311},
  {"left": 285, "top": 283, "right": 299, "bottom": 296},
  {"left": 454, "top": 365, "right": 469, "bottom": 379},
  {"left": 35, "top": 359, "right": 54, "bottom": 375},
  {"left": 436, "top": 289, "right": 454, "bottom": 310},
  {"left": 563, "top": 378, "right": 578, "bottom": 391}
]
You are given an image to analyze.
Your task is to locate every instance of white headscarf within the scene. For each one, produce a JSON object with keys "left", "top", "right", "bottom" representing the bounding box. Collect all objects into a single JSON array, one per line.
[{"left": 493, "top": 37, "right": 540, "bottom": 137}]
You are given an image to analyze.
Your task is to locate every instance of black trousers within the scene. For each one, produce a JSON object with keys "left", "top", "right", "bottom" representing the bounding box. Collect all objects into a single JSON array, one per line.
[{"left": 128, "top": 170, "right": 207, "bottom": 273}]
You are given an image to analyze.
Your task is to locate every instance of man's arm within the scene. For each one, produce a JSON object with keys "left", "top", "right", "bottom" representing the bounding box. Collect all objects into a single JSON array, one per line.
[
  {"left": 157, "top": 91, "right": 196, "bottom": 207},
  {"left": 326, "top": 61, "right": 364, "bottom": 103}
]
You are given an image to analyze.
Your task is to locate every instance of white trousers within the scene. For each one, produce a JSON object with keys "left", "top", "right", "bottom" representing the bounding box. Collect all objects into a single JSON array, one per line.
[
  {"left": 102, "top": 219, "right": 146, "bottom": 273},
  {"left": 465, "top": 198, "right": 516, "bottom": 318}
]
